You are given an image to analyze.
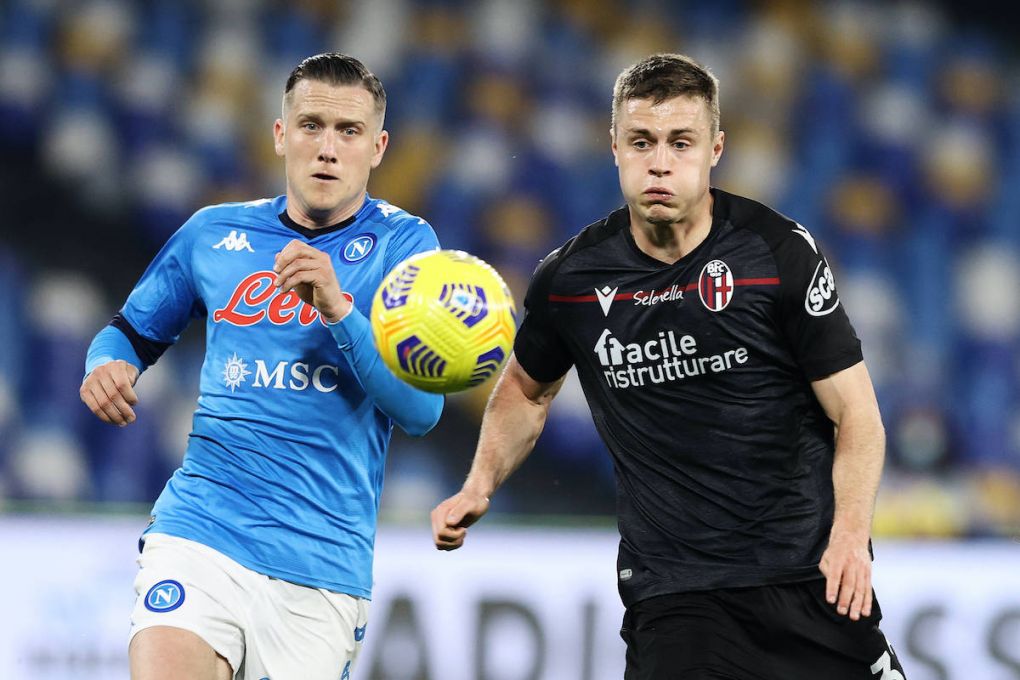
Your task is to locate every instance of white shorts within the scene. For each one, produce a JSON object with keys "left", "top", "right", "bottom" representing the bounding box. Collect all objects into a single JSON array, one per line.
[{"left": 130, "top": 533, "right": 369, "bottom": 680}]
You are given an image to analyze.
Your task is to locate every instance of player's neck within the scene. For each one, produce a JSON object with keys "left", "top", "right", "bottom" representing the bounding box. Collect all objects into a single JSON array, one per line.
[
  {"left": 286, "top": 192, "right": 366, "bottom": 230},
  {"left": 630, "top": 193, "right": 714, "bottom": 265}
]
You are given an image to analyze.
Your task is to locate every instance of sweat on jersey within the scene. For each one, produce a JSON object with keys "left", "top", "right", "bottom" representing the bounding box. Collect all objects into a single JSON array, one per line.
[
  {"left": 514, "top": 188, "right": 864, "bottom": 607},
  {"left": 85, "top": 194, "right": 442, "bottom": 598}
]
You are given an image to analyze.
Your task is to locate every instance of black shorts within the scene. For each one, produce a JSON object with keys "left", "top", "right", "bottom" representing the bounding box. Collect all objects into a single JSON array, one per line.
[{"left": 620, "top": 579, "right": 906, "bottom": 680}]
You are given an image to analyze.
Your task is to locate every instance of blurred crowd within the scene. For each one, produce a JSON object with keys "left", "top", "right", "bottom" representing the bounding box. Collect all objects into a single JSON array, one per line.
[{"left": 0, "top": 0, "right": 1018, "bottom": 538}]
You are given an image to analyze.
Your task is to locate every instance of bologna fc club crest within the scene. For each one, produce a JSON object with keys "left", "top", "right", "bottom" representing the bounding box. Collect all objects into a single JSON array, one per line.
[{"left": 698, "top": 259, "right": 734, "bottom": 311}]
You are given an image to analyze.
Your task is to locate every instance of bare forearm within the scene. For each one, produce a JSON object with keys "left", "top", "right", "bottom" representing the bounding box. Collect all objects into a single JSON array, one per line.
[
  {"left": 462, "top": 368, "right": 556, "bottom": 498},
  {"left": 830, "top": 410, "right": 885, "bottom": 538}
]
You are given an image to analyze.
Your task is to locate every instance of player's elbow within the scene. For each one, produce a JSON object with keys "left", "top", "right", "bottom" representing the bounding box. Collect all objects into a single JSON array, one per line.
[{"left": 399, "top": 394, "right": 444, "bottom": 437}]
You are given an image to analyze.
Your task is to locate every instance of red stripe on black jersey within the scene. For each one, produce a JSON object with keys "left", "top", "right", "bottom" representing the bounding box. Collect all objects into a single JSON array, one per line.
[{"left": 547, "top": 278, "right": 779, "bottom": 303}]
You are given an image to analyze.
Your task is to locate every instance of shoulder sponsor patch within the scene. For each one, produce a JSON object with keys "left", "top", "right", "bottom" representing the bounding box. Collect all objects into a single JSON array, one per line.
[{"left": 805, "top": 259, "right": 840, "bottom": 316}]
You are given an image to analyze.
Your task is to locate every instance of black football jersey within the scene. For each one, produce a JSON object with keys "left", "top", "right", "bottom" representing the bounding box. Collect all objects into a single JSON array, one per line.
[{"left": 514, "top": 188, "right": 863, "bottom": 606}]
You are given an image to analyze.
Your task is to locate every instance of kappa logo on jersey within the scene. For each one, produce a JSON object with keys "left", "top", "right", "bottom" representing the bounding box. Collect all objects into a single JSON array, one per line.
[
  {"left": 221, "top": 354, "right": 345, "bottom": 393},
  {"left": 595, "top": 286, "right": 619, "bottom": 316},
  {"left": 213, "top": 271, "right": 354, "bottom": 327},
  {"left": 144, "top": 579, "right": 185, "bottom": 613},
  {"left": 698, "top": 260, "right": 734, "bottom": 311},
  {"left": 805, "top": 259, "right": 840, "bottom": 316},
  {"left": 342, "top": 234, "right": 376, "bottom": 263},
  {"left": 212, "top": 230, "right": 255, "bottom": 252}
]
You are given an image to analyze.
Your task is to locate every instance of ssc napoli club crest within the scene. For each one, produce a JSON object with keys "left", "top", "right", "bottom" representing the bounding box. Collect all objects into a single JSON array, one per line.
[
  {"left": 698, "top": 259, "right": 734, "bottom": 311},
  {"left": 342, "top": 234, "right": 376, "bottom": 263},
  {"left": 145, "top": 579, "right": 185, "bottom": 612}
]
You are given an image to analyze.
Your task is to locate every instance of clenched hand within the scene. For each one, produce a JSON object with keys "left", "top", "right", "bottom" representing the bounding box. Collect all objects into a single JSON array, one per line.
[{"left": 80, "top": 360, "right": 140, "bottom": 426}]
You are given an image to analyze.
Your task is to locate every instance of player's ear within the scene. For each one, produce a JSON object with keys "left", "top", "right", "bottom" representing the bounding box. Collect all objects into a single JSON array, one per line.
[
  {"left": 611, "top": 127, "right": 619, "bottom": 167},
  {"left": 273, "top": 119, "right": 285, "bottom": 157},
  {"left": 710, "top": 130, "right": 724, "bottom": 167},
  {"left": 371, "top": 129, "right": 389, "bottom": 169}
]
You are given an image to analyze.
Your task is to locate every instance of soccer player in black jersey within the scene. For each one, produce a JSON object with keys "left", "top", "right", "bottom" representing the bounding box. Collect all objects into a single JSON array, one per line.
[{"left": 431, "top": 54, "right": 906, "bottom": 679}]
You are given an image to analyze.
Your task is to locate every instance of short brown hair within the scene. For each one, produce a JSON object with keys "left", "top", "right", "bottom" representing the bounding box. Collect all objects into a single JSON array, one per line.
[
  {"left": 284, "top": 52, "right": 386, "bottom": 124},
  {"left": 612, "top": 53, "right": 720, "bottom": 134}
]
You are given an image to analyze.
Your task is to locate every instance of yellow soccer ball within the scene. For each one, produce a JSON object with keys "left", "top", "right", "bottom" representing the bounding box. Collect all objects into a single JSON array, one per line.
[{"left": 371, "top": 250, "right": 517, "bottom": 393}]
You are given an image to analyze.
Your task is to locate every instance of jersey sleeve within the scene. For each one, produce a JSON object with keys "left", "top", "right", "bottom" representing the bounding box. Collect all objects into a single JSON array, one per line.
[
  {"left": 513, "top": 250, "right": 574, "bottom": 383},
  {"left": 121, "top": 211, "right": 206, "bottom": 345},
  {"left": 772, "top": 226, "right": 863, "bottom": 381},
  {"left": 384, "top": 215, "right": 440, "bottom": 273}
]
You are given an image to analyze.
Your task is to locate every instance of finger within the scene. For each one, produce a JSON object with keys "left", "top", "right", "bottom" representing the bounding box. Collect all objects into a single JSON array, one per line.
[
  {"left": 435, "top": 528, "right": 467, "bottom": 551},
  {"left": 437, "top": 527, "right": 466, "bottom": 543},
  {"left": 836, "top": 568, "right": 857, "bottom": 616},
  {"left": 430, "top": 505, "right": 450, "bottom": 542},
  {"left": 81, "top": 384, "right": 112, "bottom": 424},
  {"left": 97, "top": 374, "right": 136, "bottom": 425},
  {"left": 823, "top": 562, "right": 839, "bottom": 605},
  {"left": 275, "top": 259, "right": 322, "bottom": 289},
  {"left": 445, "top": 497, "right": 474, "bottom": 528},
  {"left": 848, "top": 577, "right": 865, "bottom": 621},
  {"left": 275, "top": 240, "right": 315, "bottom": 271},
  {"left": 862, "top": 580, "right": 874, "bottom": 619},
  {"left": 112, "top": 369, "right": 139, "bottom": 406},
  {"left": 90, "top": 383, "right": 126, "bottom": 425},
  {"left": 100, "top": 372, "right": 137, "bottom": 423},
  {"left": 277, "top": 267, "right": 326, "bottom": 295}
]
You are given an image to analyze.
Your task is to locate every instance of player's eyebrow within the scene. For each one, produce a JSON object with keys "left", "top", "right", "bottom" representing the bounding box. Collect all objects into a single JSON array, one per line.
[
  {"left": 296, "top": 113, "right": 366, "bottom": 129},
  {"left": 626, "top": 127, "right": 699, "bottom": 138}
]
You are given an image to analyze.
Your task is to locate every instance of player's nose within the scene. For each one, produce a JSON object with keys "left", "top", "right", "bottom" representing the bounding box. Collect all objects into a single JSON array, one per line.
[
  {"left": 649, "top": 142, "right": 671, "bottom": 176},
  {"left": 318, "top": 133, "right": 339, "bottom": 163}
]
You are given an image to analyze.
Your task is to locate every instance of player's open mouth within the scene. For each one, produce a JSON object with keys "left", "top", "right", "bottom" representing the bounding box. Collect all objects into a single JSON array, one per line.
[{"left": 312, "top": 173, "right": 338, "bottom": 181}]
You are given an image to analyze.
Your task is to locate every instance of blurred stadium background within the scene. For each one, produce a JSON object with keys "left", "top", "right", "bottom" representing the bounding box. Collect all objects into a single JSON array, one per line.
[{"left": 1, "top": 0, "right": 1018, "bottom": 678}]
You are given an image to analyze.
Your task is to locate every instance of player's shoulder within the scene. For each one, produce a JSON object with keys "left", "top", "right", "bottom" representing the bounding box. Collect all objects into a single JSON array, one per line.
[
  {"left": 715, "top": 188, "right": 821, "bottom": 258},
  {"left": 184, "top": 197, "right": 283, "bottom": 230},
  {"left": 533, "top": 206, "right": 629, "bottom": 283},
  {"left": 361, "top": 196, "right": 434, "bottom": 234}
]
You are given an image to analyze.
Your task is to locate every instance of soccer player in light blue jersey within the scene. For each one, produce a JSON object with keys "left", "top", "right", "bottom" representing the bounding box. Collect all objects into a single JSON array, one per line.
[{"left": 80, "top": 53, "right": 442, "bottom": 680}]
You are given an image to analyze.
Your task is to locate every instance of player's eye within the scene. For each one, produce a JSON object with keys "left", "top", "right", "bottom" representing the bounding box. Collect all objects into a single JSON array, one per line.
[
  {"left": 633, "top": 140, "right": 651, "bottom": 149},
  {"left": 673, "top": 141, "right": 690, "bottom": 150},
  {"left": 342, "top": 127, "right": 359, "bottom": 136},
  {"left": 302, "top": 122, "right": 319, "bottom": 132}
]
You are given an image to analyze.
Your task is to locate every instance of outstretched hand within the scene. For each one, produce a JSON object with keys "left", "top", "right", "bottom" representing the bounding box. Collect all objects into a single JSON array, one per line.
[
  {"left": 431, "top": 491, "right": 490, "bottom": 551},
  {"left": 819, "top": 530, "right": 873, "bottom": 621},
  {"left": 274, "top": 240, "right": 351, "bottom": 322}
]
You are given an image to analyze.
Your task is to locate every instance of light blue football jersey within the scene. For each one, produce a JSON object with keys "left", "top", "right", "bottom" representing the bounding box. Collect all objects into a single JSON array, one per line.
[{"left": 123, "top": 194, "right": 439, "bottom": 598}]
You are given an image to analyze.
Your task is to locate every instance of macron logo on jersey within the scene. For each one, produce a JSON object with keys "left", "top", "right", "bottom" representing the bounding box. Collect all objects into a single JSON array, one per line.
[
  {"left": 595, "top": 286, "right": 619, "bottom": 316},
  {"left": 792, "top": 223, "right": 818, "bottom": 254},
  {"left": 213, "top": 230, "right": 255, "bottom": 252}
]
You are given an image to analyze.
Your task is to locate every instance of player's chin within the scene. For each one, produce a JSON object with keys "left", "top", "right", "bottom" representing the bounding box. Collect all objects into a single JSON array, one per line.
[
  {"left": 640, "top": 202, "right": 677, "bottom": 223},
  {"left": 305, "top": 188, "right": 346, "bottom": 211}
]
